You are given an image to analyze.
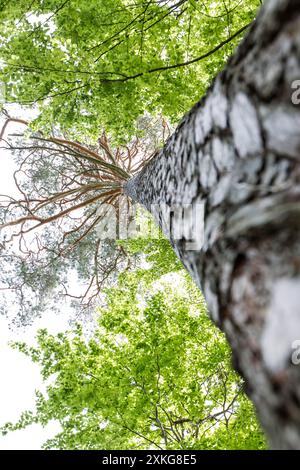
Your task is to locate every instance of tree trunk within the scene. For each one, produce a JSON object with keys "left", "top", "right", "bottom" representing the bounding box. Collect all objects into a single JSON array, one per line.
[{"left": 124, "top": 0, "right": 300, "bottom": 449}]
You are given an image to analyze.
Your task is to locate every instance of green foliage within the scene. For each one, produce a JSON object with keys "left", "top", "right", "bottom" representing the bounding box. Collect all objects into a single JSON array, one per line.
[
  {"left": 0, "top": 0, "right": 261, "bottom": 141},
  {"left": 1, "top": 241, "right": 266, "bottom": 450},
  {"left": 118, "top": 233, "right": 183, "bottom": 279}
]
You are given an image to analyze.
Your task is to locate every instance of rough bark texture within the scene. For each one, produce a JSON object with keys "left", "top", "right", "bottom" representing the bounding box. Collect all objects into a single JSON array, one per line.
[{"left": 125, "top": 0, "right": 300, "bottom": 449}]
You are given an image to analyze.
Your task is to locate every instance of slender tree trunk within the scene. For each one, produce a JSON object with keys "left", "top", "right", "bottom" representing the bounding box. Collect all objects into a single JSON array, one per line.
[{"left": 125, "top": 0, "right": 300, "bottom": 449}]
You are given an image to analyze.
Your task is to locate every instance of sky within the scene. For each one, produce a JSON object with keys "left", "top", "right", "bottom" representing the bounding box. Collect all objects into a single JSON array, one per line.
[
  {"left": 0, "top": 116, "right": 69, "bottom": 449},
  {"left": 0, "top": 315, "right": 67, "bottom": 449}
]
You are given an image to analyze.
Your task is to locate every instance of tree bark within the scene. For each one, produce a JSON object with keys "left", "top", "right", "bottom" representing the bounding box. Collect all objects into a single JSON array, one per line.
[{"left": 124, "top": 0, "right": 300, "bottom": 449}]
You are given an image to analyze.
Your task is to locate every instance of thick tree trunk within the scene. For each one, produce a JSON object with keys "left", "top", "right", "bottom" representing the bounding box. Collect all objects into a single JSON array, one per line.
[{"left": 124, "top": 0, "right": 300, "bottom": 449}]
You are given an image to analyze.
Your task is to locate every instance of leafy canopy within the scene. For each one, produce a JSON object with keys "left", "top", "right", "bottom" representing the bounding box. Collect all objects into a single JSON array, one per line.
[
  {"left": 1, "top": 241, "right": 266, "bottom": 450},
  {"left": 0, "top": 0, "right": 260, "bottom": 141}
]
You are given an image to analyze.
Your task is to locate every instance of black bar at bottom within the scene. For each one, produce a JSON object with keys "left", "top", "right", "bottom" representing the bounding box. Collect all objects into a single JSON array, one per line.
[{"left": 0, "top": 449, "right": 294, "bottom": 465}]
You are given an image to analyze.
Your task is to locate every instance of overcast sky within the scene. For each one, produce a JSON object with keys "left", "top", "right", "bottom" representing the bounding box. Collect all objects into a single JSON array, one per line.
[{"left": 0, "top": 117, "right": 70, "bottom": 449}]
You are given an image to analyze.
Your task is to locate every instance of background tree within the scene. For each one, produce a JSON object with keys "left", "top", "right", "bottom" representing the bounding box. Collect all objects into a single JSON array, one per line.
[
  {"left": 1, "top": 246, "right": 266, "bottom": 450},
  {"left": 0, "top": 112, "right": 167, "bottom": 325}
]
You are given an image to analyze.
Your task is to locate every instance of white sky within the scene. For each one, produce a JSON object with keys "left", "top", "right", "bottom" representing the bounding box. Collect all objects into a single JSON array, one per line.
[
  {"left": 0, "top": 315, "right": 68, "bottom": 449},
  {"left": 0, "top": 110, "right": 163, "bottom": 449},
  {"left": 0, "top": 116, "right": 69, "bottom": 449}
]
